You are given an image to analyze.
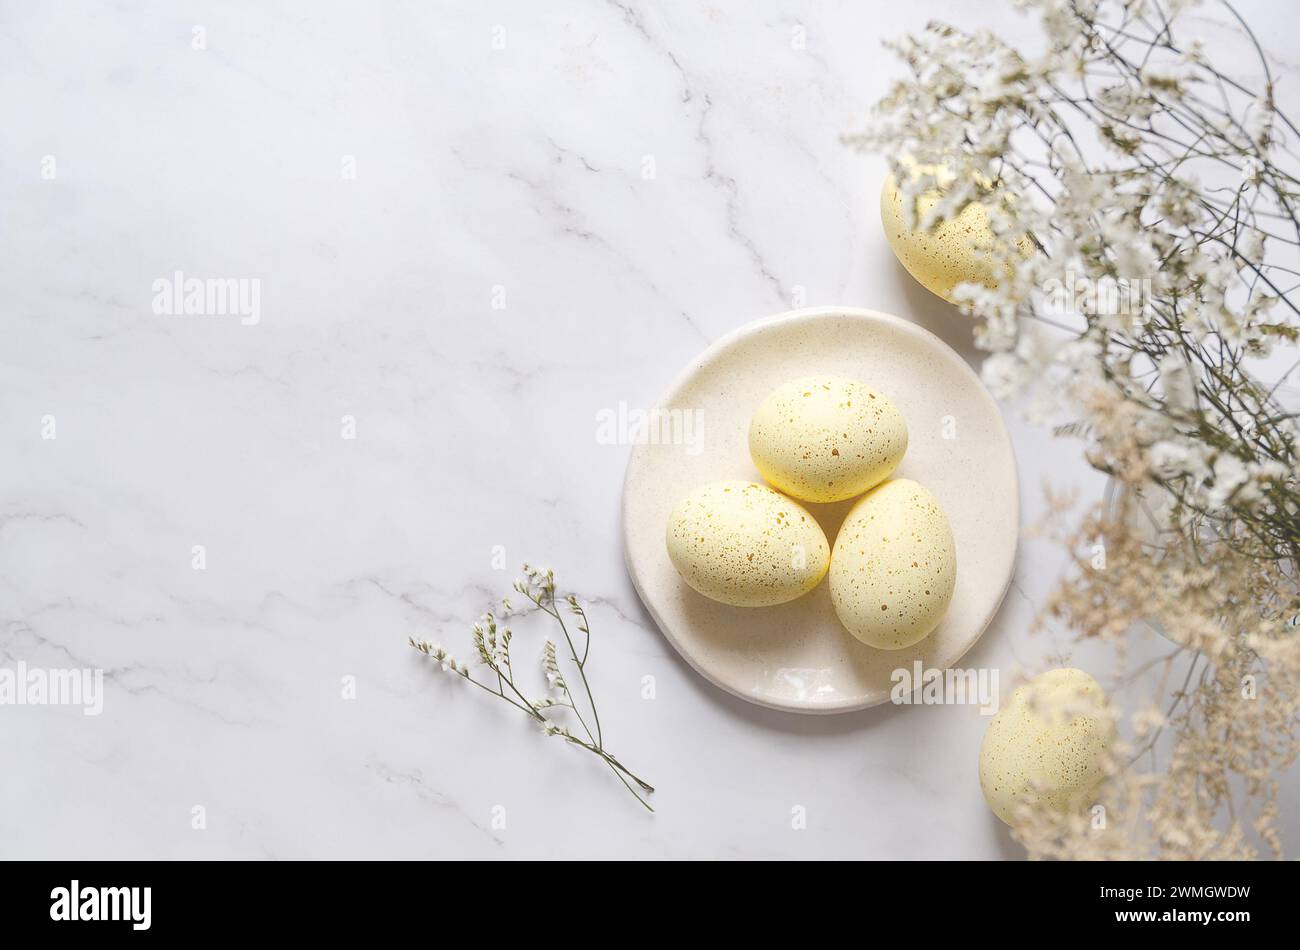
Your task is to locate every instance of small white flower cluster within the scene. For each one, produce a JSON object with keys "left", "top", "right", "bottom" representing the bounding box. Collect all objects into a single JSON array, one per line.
[
  {"left": 1148, "top": 440, "right": 1291, "bottom": 510},
  {"left": 472, "top": 613, "right": 512, "bottom": 669},
  {"left": 408, "top": 637, "right": 469, "bottom": 676},
  {"left": 512, "top": 563, "right": 556, "bottom": 603},
  {"left": 540, "top": 720, "right": 572, "bottom": 739},
  {"left": 541, "top": 639, "right": 566, "bottom": 691}
]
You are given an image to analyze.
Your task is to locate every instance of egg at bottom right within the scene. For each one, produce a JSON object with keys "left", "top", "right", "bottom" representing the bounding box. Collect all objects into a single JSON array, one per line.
[{"left": 979, "top": 668, "right": 1115, "bottom": 826}]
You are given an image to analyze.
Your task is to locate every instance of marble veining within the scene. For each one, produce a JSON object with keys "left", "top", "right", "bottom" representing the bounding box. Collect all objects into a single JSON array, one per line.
[{"left": 1, "top": 0, "right": 1296, "bottom": 859}]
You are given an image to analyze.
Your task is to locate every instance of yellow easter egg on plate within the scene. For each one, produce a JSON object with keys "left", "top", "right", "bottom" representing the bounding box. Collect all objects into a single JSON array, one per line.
[
  {"left": 829, "top": 479, "right": 956, "bottom": 650},
  {"left": 749, "top": 375, "right": 907, "bottom": 504},
  {"left": 666, "top": 480, "right": 830, "bottom": 607}
]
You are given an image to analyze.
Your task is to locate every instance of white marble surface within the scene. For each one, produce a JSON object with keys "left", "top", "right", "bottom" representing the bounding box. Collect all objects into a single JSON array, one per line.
[{"left": 2, "top": 0, "right": 1296, "bottom": 859}]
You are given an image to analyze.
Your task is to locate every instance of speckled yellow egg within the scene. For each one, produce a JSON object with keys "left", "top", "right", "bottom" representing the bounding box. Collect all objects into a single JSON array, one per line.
[
  {"left": 829, "top": 479, "right": 955, "bottom": 649},
  {"left": 979, "top": 668, "right": 1115, "bottom": 826},
  {"left": 749, "top": 376, "right": 908, "bottom": 504},
  {"left": 666, "top": 480, "right": 830, "bottom": 607},
  {"left": 880, "top": 159, "right": 1027, "bottom": 305}
]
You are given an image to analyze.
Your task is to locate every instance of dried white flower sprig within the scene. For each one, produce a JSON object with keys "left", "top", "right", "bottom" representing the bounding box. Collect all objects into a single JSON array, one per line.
[{"left": 410, "top": 565, "right": 655, "bottom": 811}]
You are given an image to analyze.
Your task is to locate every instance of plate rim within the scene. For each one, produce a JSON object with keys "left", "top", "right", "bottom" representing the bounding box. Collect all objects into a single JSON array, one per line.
[{"left": 621, "top": 305, "right": 1020, "bottom": 714}]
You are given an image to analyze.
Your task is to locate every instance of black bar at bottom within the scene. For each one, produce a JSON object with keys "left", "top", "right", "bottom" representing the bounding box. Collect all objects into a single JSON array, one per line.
[{"left": 0, "top": 859, "right": 1283, "bottom": 937}]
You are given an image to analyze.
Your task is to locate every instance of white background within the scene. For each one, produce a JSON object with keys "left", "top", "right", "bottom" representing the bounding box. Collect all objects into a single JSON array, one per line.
[{"left": 2, "top": 0, "right": 1296, "bottom": 858}]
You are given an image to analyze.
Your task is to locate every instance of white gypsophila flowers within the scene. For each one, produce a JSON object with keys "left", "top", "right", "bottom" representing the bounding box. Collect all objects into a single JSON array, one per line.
[
  {"left": 862, "top": 0, "right": 1300, "bottom": 860},
  {"left": 855, "top": 0, "right": 1300, "bottom": 536}
]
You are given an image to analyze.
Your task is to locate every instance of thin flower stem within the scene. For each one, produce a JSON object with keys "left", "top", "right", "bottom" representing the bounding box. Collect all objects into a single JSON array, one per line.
[{"left": 549, "top": 596, "right": 604, "bottom": 748}]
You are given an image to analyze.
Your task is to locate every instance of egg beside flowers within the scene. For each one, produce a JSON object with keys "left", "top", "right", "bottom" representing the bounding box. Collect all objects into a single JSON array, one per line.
[
  {"left": 665, "top": 480, "right": 830, "bottom": 607},
  {"left": 880, "top": 158, "right": 1029, "bottom": 305},
  {"left": 749, "top": 375, "right": 908, "bottom": 504},
  {"left": 979, "top": 668, "right": 1115, "bottom": 826}
]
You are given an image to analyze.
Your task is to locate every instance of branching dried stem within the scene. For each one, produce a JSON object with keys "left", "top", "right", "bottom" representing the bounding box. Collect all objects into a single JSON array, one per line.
[
  {"left": 410, "top": 564, "right": 655, "bottom": 812},
  {"left": 858, "top": 0, "right": 1300, "bottom": 857}
]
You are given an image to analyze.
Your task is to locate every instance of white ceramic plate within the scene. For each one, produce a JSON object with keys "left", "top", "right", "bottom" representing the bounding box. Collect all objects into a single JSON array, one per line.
[{"left": 622, "top": 307, "right": 1019, "bottom": 713}]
